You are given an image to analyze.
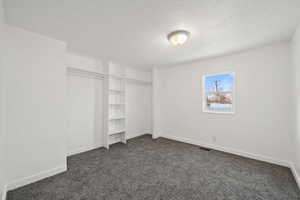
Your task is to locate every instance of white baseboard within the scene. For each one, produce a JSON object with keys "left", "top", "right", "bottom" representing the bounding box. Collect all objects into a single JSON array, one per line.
[
  {"left": 152, "top": 134, "right": 159, "bottom": 139},
  {"left": 290, "top": 163, "right": 300, "bottom": 189},
  {"left": 6, "top": 164, "right": 67, "bottom": 191},
  {"left": 152, "top": 131, "right": 161, "bottom": 139},
  {"left": 3, "top": 135, "right": 299, "bottom": 196},
  {"left": 161, "top": 134, "right": 300, "bottom": 189},
  {"left": 161, "top": 134, "right": 290, "bottom": 167},
  {"left": 1, "top": 185, "right": 7, "bottom": 200},
  {"left": 127, "top": 133, "right": 152, "bottom": 140},
  {"left": 67, "top": 144, "right": 103, "bottom": 156}
]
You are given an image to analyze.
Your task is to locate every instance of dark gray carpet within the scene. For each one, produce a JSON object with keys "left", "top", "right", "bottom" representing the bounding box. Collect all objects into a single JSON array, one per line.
[{"left": 7, "top": 134, "right": 300, "bottom": 200}]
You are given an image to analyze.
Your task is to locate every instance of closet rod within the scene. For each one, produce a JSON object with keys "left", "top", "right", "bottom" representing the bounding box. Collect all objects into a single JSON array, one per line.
[
  {"left": 126, "top": 78, "right": 152, "bottom": 85},
  {"left": 67, "top": 66, "right": 152, "bottom": 84},
  {"left": 66, "top": 67, "right": 105, "bottom": 80}
]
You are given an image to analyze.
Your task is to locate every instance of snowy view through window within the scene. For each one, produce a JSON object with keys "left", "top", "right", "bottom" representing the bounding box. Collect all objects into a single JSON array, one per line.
[{"left": 203, "top": 73, "right": 234, "bottom": 113}]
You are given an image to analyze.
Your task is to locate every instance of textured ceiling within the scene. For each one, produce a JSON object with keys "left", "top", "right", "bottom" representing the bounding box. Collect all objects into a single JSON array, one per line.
[{"left": 4, "top": 0, "right": 300, "bottom": 69}]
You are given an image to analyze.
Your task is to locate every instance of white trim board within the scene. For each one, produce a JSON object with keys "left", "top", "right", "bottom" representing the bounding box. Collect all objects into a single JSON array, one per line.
[
  {"left": 126, "top": 78, "right": 152, "bottom": 85},
  {"left": 67, "top": 67, "right": 105, "bottom": 80},
  {"left": 161, "top": 134, "right": 300, "bottom": 189},
  {"left": 67, "top": 144, "right": 103, "bottom": 157},
  {"left": 126, "top": 133, "right": 152, "bottom": 140},
  {"left": 290, "top": 163, "right": 300, "bottom": 189},
  {"left": 1, "top": 185, "right": 7, "bottom": 200},
  {"left": 161, "top": 134, "right": 290, "bottom": 167},
  {"left": 6, "top": 164, "right": 67, "bottom": 191},
  {"left": 2, "top": 135, "right": 299, "bottom": 195}
]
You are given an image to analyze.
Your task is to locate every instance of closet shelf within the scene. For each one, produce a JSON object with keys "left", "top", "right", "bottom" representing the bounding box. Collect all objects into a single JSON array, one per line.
[
  {"left": 109, "top": 130, "right": 125, "bottom": 135},
  {"left": 105, "top": 63, "right": 127, "bottom": 149},
  {"left": 109, "top": 89, "right": 124, "bottom": 93},
  {"left": 109, "top": 74, "right": 124, "bottom": 79},
  {"left": 109, "top": 116, "right": 125, "bottom": 120}
]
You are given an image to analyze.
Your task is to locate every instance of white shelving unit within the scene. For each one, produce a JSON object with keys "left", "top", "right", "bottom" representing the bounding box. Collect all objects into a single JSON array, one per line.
[
  {"left": 66, "top": 55, "right": 152, "bottom": 151},
  {"left": 105, "top": 63, "right": 126, "bottom": 148}
]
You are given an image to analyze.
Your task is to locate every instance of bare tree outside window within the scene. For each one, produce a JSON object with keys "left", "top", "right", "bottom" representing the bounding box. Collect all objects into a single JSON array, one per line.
[{"left": 203, "top": 73, "right": 235, "bottom": 114}]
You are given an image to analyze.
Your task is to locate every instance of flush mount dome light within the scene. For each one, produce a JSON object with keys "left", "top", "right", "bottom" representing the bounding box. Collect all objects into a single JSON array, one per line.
[{"left": 167, "top": 30, "right": 190, "bottom": 46}]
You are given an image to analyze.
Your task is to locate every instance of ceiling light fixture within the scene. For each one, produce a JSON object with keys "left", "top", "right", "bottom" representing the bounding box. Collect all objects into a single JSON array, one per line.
[{"left": 167, "top": 30, "right": 190, "bottom": 46}]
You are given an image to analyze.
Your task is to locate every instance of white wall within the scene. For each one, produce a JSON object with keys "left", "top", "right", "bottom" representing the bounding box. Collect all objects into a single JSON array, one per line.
[
  {"left": 2, "top": 26, "right": 67, "bottom": 189},
  {"left": 126, "top": 67, "right": 152, "bottom": 82},
  {"left": 67, "top": 71, "right": 104, "bottom": 156},
  {"left": 66, "top": 52, "right": 106, "bottom": 153},
  {"left": 154, "top": 42, "right": 293, "bottom": 165},
  {"left": 152, "top": 69, "right": 164, "bottom": 139},
  {"left": 0, "top": 0, "right": 6, "bottom": 197},
  {"left": 126, "top": 68, "right": 152, "bottom": 139},
  {"left": 126, "top": 83, "right": 152, "bottom": 139},
  {"left": 292, "top": 25, "right": 300, "bottom": 174},
  {"left": 66, "top": 52, "right": 104, "bottom": 73}
]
